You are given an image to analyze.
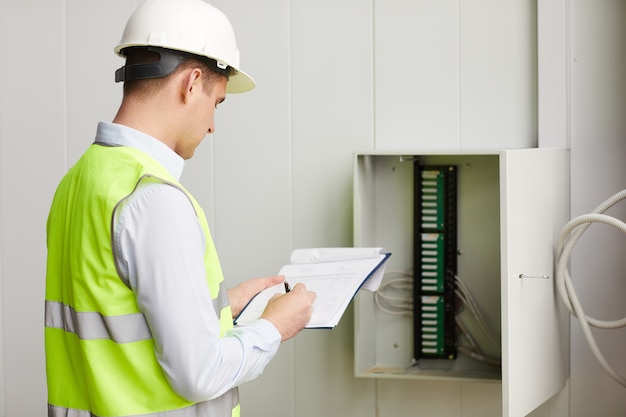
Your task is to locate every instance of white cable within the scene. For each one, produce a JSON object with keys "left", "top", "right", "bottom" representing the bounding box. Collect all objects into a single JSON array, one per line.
[
  {"left": 375, "top": 270, "right": 502, "bottom": 361},
  {"left": 457, "top": 346, "right": 501, "bottom": 367},
  {"left": 555, "top": 189, "right": 626, "bottom": 387},
  {"left": 455, "top": 316, "right": 484, "bottom": 355},
  {"left": 455, "top": 276, "right": 501, "bottom": 349},
  {"left": 374, "top": 272, "right": 413, "bottom": 316}
]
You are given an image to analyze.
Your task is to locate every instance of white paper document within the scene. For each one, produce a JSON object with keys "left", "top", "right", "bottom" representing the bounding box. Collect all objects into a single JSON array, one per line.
[{"left": 234, "top": 247, "right": 391, "bottom": 329}]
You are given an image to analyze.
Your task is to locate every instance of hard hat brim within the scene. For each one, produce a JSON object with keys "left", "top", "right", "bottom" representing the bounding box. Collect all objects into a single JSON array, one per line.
[{"left": 226, "top": 68, "right": 255, "bottom": 94}]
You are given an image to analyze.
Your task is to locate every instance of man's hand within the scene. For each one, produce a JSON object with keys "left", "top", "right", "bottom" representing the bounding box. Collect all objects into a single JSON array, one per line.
[
  {"left": 260, "top": 283, "right": 316, "bottom": 342},
  {"left": 228, "top": 275, "right": 285, "bottom": 318}
]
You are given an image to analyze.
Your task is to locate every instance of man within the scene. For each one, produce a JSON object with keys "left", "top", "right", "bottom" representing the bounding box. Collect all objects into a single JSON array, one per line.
[{"left": 44, "top": 1, "right": 316, "bottom": 416}]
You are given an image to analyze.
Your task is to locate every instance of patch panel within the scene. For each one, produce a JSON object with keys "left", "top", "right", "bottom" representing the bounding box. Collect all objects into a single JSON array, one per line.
[{"left": 413, "top": 164, "right": 458, "bottom": 361}]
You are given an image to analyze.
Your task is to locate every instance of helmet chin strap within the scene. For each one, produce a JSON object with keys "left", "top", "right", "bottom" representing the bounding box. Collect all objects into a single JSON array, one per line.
[{"left": 115, "top": 47, "right": 230, "bottom": 83}]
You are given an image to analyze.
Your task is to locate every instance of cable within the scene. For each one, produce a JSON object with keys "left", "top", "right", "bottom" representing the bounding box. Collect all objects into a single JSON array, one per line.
[
  {"left": 454, "top": 275, "right": 501, "bottom": 366},
  {"left": 374, "top": 270, "right": 502, "bottom": 366},
  {"left": 373, "top": 271, "right": 413, "bottom": 316},
  {"left": 555, "top": 189, "right": 626, "bottom": 387},
  {"left": 455, "top": 275, "right": 501, "bottom": 349},
  {"left": 457, "top": 346, "right": 501, "bottom": 367}
]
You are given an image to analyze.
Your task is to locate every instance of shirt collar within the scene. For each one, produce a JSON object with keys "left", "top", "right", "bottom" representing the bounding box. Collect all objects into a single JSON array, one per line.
[{"left": 94, "top": 122, "right": 184, "bottom": 180}]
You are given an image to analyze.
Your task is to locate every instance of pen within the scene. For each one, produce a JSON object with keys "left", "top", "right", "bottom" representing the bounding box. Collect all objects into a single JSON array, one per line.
[{"left": 284, "top": 281, "right": 291, "bottom": 293}]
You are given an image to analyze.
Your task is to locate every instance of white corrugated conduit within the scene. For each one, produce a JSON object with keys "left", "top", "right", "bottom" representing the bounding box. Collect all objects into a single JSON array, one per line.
[{"left": 555, "top": 189, "right": 626, "bottom": 387}]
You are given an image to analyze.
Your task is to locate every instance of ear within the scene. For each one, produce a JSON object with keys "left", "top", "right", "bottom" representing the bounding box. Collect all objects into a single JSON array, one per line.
[{"left": 181, "top": 68, "right": 204, "bottom": 103}]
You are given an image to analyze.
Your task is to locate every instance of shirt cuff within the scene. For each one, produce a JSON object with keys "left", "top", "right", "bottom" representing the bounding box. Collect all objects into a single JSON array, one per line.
[
  {"left": 233, "top": 318, "right": 282, "bottom": 351},
  {"left": 224, "top": 319, "right": 282, "bottom": 385}
]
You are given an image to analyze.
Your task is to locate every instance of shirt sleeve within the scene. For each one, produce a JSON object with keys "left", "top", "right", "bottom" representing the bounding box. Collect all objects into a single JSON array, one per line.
[{"left": 112, "top": 181, "right": 281, "bottom": 402}]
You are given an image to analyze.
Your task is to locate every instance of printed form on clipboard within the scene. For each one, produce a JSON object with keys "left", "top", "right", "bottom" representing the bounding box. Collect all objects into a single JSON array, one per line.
[{"left": 234, "top": 247, "right": 391, "bottom": 329}]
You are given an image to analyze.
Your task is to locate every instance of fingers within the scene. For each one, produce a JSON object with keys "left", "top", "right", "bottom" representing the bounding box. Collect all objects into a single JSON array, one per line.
[
  {"left": 290, "top": 283, "right": 316, "bottom": 302},
  {"left": 252, "top": 275, "right": 285, "bottom": 289},
  {"left": 267, "top": 274, "right": 286, "bottom": 285},
  {"left": 228, "top": 275, "right": 287, "bottom": 318},
  {"left": 260, "top": 283, "right": 316, "bottom": 342}
]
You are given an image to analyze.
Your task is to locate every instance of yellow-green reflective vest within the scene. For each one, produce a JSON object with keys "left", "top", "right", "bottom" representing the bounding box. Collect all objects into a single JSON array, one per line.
[{"left": 45, "top": 144, "right": 240, "bottom": 417}]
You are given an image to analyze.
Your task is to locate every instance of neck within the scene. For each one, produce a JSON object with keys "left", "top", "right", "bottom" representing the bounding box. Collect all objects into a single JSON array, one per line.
[{"left": 112, "top": 95, "right": 178, "bottom": 151}]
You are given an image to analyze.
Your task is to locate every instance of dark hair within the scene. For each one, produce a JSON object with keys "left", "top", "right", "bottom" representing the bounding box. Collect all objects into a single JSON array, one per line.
[{"left": 121, "top": 47, "right": 226, "bottom": 97}]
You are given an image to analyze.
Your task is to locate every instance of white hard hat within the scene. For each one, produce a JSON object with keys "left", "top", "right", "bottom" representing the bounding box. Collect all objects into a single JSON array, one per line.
[{"left": 114, "top": 0, "right": 254, "bottom": 93}]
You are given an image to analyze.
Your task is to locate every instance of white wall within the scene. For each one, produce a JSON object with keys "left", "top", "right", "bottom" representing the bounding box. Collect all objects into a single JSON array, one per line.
[
  {"left": 568, "top": 1, "right": 626, "bottom": 416},
  {"left": 1, "top": 2, "right": 67, "bottom": 416},
  {"left": 0, "top": 1, "right": 624, "bottom": 417}
]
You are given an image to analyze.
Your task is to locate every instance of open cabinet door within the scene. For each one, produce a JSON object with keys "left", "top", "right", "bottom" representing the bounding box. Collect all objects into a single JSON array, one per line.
[{"left": 500, "top": 148, "right": 570, "bottom": 417}]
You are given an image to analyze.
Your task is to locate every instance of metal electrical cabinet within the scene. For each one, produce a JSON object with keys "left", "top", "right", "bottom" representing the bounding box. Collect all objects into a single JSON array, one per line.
[{"left": 353, "top": 148, "right": 570, "bottom": 417}]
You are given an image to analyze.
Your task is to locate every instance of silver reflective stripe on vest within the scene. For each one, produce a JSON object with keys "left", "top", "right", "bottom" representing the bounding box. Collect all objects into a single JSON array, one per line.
[
  {"left": 46, "top": 279, "right": 228, "bottom": 343},
  {"left": 215, "top": 284, "right": 229, "bottom": 314},
  {"left": 48, "top": 388, "right": 239, "bottom": 417},
  {"left": 45, "top": 301, "right": 151, "bottom": 343}
]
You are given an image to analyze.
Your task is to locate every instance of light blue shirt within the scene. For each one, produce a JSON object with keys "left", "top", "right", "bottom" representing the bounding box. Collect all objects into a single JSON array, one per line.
[{"left": 98, "top": 122, "right": 281, "bottom": 402}]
